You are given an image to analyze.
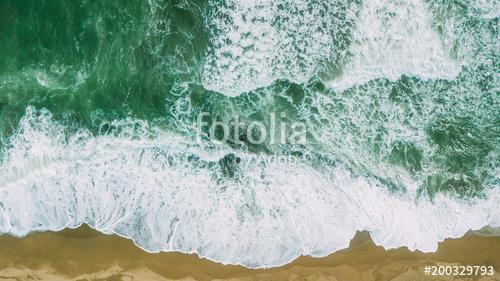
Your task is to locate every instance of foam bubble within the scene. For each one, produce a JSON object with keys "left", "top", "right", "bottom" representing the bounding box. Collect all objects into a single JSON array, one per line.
[
  {"left": 0, "top": 107, "right": 498, "bottom": 268},
  {"left": 328, "top": 0, "right": 461, "bottom": 91}
]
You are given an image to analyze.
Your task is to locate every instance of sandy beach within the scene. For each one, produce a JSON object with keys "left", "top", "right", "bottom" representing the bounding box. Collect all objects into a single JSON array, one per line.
[{"left": 0, "top": 225, "right": 498, "bottom": 281}]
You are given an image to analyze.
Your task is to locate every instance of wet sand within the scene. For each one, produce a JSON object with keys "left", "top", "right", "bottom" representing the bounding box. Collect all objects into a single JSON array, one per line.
[{"left": 0, "top": 225, "right": 499, "bottom": 281}]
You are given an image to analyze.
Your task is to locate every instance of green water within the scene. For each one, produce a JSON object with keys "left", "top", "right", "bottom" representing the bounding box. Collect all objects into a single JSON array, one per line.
[{"left": 0, "top": 0, "right": 498, "bottom": 198}]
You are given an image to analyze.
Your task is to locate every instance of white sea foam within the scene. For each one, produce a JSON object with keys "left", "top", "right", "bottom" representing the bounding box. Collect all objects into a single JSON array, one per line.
[
  {"left": 329, "top": 0, "right": 461, "bottom": 91},
  {"left": 201, "top": 0, "right": 463, "bottom": 95},
  {"left": 0, "top": 108, "right": 498, "bottom": 268},
  {"left": 202, "top": 0, "right": 358, "bottom": 96},
  {"left": 470, "top": 0, "right": 500, "bottom": 19}
]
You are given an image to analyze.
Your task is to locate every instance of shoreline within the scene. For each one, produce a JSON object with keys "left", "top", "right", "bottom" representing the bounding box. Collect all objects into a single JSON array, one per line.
[{"left": 0, "top": 225, "right": 499, "bottom": 280}]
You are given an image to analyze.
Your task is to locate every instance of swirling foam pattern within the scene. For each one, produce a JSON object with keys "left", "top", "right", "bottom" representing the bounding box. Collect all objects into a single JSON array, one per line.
[{"left": 0, "top": 108, "right": 498, "bottom": 268}]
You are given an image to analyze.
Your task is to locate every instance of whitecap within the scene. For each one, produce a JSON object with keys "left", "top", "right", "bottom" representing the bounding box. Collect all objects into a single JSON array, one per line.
[
  {"left": 328, "top": 0, "right": 461, "bottom": 91},
  {"left": 0, "top": 107, "right": 498, "bottom": 268}
]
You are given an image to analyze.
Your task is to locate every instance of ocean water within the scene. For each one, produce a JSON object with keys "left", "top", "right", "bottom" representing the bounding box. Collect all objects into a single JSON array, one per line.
[{"left": 0, "top": 0, "right": 499, "bottom": 268}]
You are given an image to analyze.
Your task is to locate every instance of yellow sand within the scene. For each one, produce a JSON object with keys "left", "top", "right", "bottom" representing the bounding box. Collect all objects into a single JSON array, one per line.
[{"left": 0, "top": 225, "right": 499, "bottom": 281}]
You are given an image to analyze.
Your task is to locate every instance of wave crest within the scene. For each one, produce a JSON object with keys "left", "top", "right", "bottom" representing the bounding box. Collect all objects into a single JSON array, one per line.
[{"left": 0, "top": 107, "right": 498, "bottom": 268}]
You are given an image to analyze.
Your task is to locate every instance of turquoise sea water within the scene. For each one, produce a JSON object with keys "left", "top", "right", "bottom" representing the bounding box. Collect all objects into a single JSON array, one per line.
[{"left": 0, "top": 0, "right": 498, "bottom": 267}]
